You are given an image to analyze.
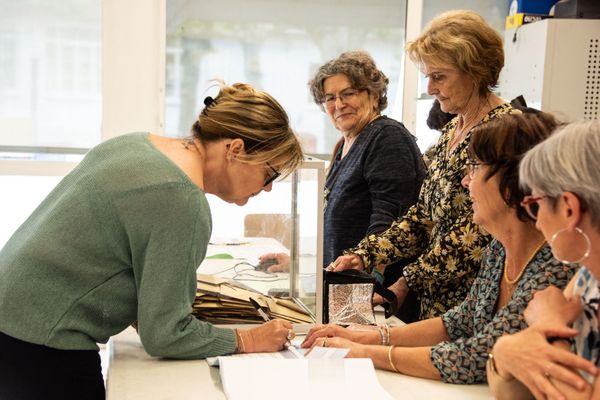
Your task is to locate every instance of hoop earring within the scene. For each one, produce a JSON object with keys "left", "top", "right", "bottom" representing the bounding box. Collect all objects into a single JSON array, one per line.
[{"left": 549, "top": 227, "right": 591, "bottom": 264}]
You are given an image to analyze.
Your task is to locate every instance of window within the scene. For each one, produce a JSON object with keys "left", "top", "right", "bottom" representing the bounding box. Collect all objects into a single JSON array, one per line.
[
  {"left": 0, "top": 1, "right": 101, "bottom": 151},
  {"left": 0, "top": 1, "right": 100, "bottom": 247},
  {"left": 165, "top": 0, "right": 407, "bottom": 155}
]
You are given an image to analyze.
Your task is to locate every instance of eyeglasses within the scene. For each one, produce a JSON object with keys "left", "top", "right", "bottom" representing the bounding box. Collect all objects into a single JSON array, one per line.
[
  {"left": 465, "top": 159, "right": 483, "bottom": 178},
  {"left": 263, "top": 163, "right": 280, "bottom": 187},
  {"left": 321, "top": 88, "right": 365, "bottom": 109},
  {"left": 520, "top": 195, "right": 548, "bottom": 220}
]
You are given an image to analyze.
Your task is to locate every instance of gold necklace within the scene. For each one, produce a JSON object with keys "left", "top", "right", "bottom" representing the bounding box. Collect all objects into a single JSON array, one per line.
[
  {"left": 447, "top": 95, "right": 492, "bottom": 154},
  {"left": 504, "top": 241, "right": 546, "bottom": 285}
]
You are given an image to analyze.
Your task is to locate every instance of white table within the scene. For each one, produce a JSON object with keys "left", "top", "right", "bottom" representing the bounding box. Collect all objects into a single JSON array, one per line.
[{"left": 105, "top": 328, "right": 493, "bottom": 400}]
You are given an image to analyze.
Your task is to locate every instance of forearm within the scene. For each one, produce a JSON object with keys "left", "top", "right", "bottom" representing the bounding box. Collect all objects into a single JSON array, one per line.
[
  {"left": 390, "top": 317, "right": 450, "bottom": 347},
  {"left": 362, "top": 345, "right": 441, "bottom": 380}
]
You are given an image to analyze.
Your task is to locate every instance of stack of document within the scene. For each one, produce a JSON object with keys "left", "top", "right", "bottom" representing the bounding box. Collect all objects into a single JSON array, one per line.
[{"left": 192, "top": 274, "right": 313, "bottom": 324}]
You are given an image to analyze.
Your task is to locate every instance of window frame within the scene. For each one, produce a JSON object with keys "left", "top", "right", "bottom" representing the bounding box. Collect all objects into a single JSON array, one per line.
[{"left": 0, "top": 0, "right": 423, "bottom": 177}]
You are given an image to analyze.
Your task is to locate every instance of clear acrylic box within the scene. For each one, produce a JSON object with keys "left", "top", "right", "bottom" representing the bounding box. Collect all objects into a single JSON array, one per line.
[{"left": 196, "top": 157, "right": 325, "bottom": 324}]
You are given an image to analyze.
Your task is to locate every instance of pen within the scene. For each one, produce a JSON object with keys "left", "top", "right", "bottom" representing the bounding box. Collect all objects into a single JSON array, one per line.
[
  {"left": 249, "top": 298, "right": 303, "bottom": 358},
  {"left": 249, "top": 297, "right": 271, "bottom": 322}
]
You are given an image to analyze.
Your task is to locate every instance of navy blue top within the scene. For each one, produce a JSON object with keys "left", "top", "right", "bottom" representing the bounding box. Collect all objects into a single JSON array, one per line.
[{"left": 323, "top": 116, "right": 426, "bottom": 266}]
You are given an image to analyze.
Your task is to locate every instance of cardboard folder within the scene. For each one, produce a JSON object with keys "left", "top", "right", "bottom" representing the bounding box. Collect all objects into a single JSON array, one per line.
[{"left": 192, "top": 274, "right": 313, "bottom": 324}]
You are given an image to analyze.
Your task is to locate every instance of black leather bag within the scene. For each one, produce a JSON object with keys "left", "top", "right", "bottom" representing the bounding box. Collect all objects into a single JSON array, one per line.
[{"left": 323, "top": 269, "right": 397, "bottom": 325}]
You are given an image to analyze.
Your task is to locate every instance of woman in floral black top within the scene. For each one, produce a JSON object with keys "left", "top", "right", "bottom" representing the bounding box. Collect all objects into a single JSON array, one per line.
[
  {"left": 303, "top": 111, "right": 578, "bottom": 384},
  {"left": 329, "top": 10, "right": 518, "bottom": 320}
]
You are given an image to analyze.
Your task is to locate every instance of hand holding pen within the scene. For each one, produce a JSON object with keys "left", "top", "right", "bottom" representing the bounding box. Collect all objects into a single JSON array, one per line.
[{"left": 249, "top": 298, "right": 303, "bottom": 358}]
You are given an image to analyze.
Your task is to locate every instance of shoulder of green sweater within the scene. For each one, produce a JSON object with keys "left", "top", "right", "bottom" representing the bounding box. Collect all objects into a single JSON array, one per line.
[
  {"left": 113, "top": 181, "right": 209, "bottom": 212},
  {"left": 95, "top": 132, "right": 150, "bottom": 145},
  {"left": 85, "top": 132, "right": 152, "bottom": 158}
]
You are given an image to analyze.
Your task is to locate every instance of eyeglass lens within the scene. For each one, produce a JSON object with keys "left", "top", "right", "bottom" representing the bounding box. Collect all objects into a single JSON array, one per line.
[
  {"left": 264, "top": 163, "right": 280, "bottom": 187},
  {"left": 322, "top": 89, "right": 360, "bottom": 106},
  {"left": 526, "top": 202, "right": 539, "bottom": 219}
]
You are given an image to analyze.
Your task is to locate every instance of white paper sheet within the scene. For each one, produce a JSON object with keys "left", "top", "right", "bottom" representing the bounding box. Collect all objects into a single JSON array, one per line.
[
  {"left": 218, "top": 358, "right": 394, "bottom": 400},
  {"left": 206, "top": 345, "right": 348, "bottom": 367}
]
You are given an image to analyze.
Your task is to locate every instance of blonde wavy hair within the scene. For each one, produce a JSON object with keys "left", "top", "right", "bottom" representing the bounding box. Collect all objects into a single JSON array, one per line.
[
  {"left": 405, "top": 10, "right": 504, "bottom": 96},
  {"left": 191, "top": 80, "right": 303, "bottom": 179}
]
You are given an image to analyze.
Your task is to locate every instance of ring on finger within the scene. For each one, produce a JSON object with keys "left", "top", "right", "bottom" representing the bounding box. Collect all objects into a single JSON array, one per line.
[
  {"left": 544, "top": 365, "right": 552, "bottom": 378},
  {"left": 323, "top": 337, "right": 328, "bottom": 347},
  {"left": 287, "top": 329, "right": 294, "bottom": 341}
]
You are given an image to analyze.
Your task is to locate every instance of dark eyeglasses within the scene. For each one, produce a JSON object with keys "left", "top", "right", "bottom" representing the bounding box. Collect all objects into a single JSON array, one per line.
[
  {"left": 263, "top": 163, "right": 280, "bottom": 187},
  {"left": 520, "top": 195, "right": 548, "bottom": 220},
  {"left": 465, "top": 159, "right": 483, "bottom": 178}
]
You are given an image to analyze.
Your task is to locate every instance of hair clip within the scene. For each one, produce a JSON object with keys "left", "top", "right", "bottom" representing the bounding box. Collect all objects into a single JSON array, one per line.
[
  {"left": 204, "top": 96, "right": 215, "bottom": 107},
  {"left": 202, "top": 96, "right": 217, "bottom": 116}
]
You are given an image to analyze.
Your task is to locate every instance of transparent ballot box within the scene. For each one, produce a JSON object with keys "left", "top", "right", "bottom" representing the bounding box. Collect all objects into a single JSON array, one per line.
[{"left": 195, "top": 157, "right": 325, "bottom": 325}]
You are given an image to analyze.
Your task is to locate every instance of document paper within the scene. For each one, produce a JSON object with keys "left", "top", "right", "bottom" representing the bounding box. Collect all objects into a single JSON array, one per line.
[{"left": 218, "top": 358, "right": 394, "bottom": 400}]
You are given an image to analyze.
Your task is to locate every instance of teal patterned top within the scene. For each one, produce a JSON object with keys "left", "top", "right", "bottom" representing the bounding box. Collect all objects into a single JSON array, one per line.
[{"left": 432, "top": 240, "right": 576, "bottom": 384}]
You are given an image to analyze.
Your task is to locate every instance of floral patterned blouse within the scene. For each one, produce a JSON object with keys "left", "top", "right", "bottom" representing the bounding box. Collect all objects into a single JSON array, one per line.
[
  {"left": 349, "top": 103, "right": 517, "bottom": 319},
  {"left": 432, "top": 240, "right": 576, "bottom": 384}
]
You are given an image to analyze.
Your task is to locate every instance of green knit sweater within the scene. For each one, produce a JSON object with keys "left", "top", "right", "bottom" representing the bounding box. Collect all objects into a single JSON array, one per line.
[{"left": 0, "top": 133, "right": 237, "bottom": 358}]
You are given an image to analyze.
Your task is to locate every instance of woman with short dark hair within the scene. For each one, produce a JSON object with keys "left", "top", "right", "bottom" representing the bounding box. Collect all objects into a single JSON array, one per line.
[{"left": 488, "top": 119, "right": 600, "bottom": 400}]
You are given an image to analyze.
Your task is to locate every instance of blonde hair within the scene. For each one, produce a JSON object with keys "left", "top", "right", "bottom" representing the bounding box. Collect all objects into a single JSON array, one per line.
[
  {"left": 405, "top": 10, "right": 504, "bottom": 96},
  {"left": 191, "top": 80, "right": 303, "bottom": 178}
]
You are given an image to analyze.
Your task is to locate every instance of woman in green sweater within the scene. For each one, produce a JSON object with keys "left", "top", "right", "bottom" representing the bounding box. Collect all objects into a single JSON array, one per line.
[{"left": 0, "top": 81, "right": 304, "bottom": 399}]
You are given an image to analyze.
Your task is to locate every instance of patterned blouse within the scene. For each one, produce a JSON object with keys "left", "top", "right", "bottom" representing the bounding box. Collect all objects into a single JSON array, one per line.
[
  {"left": 349, "top": 103, "right": 517, "bottom": 319},
  {"left": 571, "top": 266, "right": 600, "bottom": 383},
  {"left": 432, "top": 240, "right": 576, "bottom": 384}
]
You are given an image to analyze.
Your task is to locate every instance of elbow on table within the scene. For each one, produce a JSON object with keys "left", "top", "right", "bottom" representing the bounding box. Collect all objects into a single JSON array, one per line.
[
  {"left": 138, "top": 331, "right": 184, "bottom": 359},
  {"left": 141, "top": 339, "right": 173, "bottom": 358}
]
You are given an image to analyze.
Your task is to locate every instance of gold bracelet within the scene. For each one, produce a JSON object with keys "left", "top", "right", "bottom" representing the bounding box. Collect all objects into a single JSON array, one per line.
[
  {"left": 235, "top": 329, "right": 246, "bottom": 353},
  {"left": 388, "top": 345, "right": 399, "bottom": 372}
]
